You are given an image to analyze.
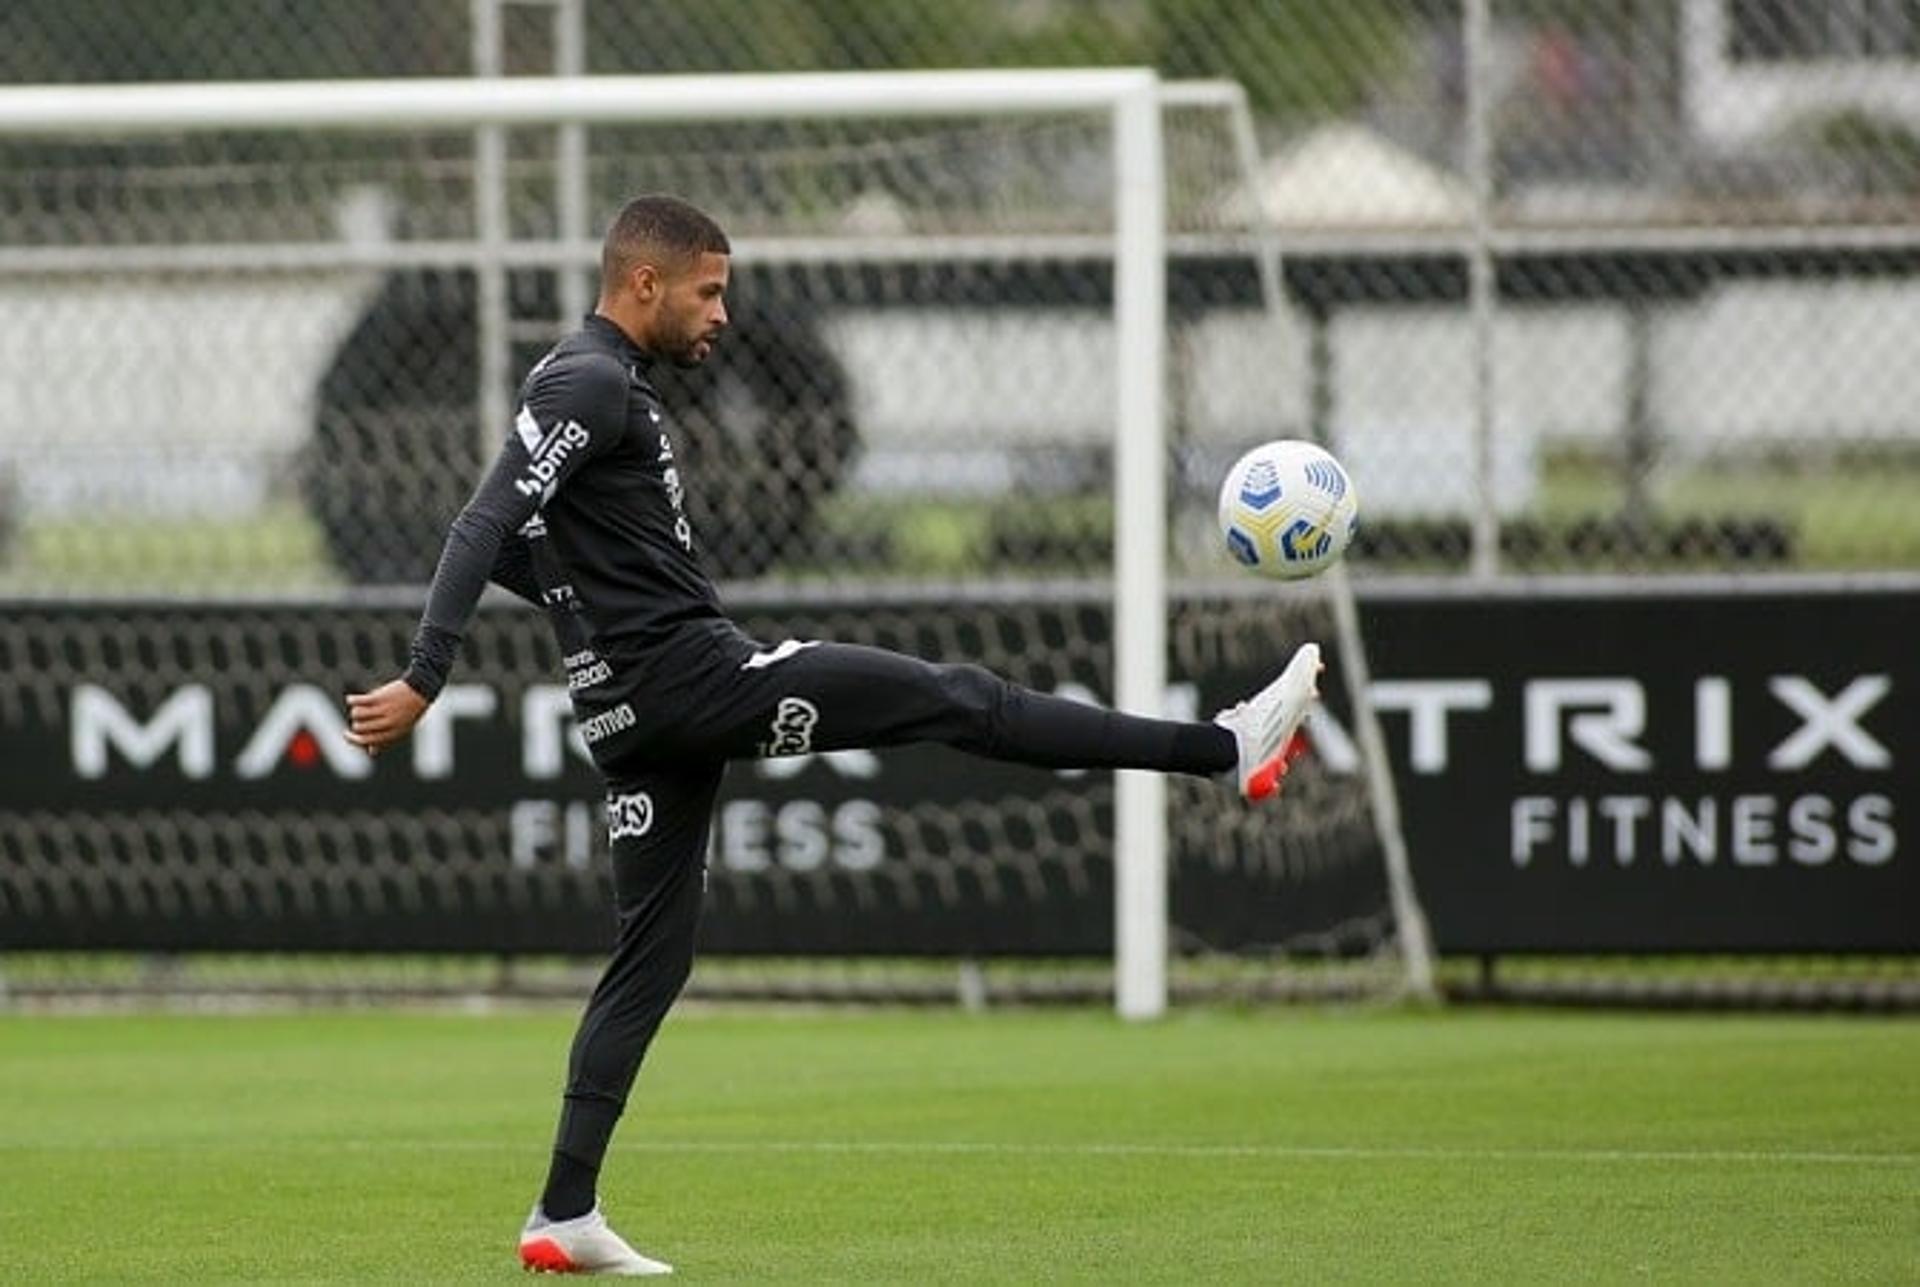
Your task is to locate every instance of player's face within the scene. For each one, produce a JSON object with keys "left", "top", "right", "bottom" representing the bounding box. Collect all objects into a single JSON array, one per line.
[{"left": 658, "top": 251, "right": 730, "bottom": 367}]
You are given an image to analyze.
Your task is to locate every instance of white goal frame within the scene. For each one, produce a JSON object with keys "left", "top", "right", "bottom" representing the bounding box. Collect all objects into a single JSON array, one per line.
[{"left": 0, "top": 68, "right": 1175, "bottom": 1016}]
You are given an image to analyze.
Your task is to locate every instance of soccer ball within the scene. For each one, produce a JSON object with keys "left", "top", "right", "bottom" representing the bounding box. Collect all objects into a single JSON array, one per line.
[{"left": 1217, "top": 439, "right": 1358, "bottom": 580}]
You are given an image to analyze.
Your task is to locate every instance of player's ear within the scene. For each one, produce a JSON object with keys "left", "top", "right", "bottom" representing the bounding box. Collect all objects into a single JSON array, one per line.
[{"left": 630, "top": 261, "right": 660, "bottom": 303}]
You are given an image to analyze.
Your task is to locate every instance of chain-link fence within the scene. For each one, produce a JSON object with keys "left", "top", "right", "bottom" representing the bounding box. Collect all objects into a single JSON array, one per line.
[{"left": 2, "top": 1, "right": 1917, "bottom": 590}]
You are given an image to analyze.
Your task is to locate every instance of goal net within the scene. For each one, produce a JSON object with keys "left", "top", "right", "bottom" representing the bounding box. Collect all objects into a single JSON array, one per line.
[{"left": 0, "top": 72, "right": 1432, "bottom": 1009}]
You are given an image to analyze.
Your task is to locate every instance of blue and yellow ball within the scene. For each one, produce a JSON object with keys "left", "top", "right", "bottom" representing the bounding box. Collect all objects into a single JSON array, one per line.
[{"left": 1217, "top": 439, "right": 1358, "bottom": 580}]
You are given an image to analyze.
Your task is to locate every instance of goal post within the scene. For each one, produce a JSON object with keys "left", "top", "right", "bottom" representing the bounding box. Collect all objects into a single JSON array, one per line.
[{"left": 1111, "top": 82, "right": 1169, "bottom": 1021}]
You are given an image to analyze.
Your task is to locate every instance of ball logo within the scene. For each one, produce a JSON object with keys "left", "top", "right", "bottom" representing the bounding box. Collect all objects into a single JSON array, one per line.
[
  {"left": 607, "top": 791, "right": 654, "bottom": 841},
  {"left": 764, "top": 697, "right": 821, "bottom": 757},
  {"left": 1280, "top": 516, "right": 1334, "bottom": 563},
  {"left": 1238, "top": 460, "right": 1283, "bottom": 511},
  {"left": 1303, "top": 459, "right": 1347, "bottom": 498}
]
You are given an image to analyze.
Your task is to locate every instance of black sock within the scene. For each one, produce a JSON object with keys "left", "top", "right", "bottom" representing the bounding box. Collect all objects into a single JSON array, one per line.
[
  {"left": 1173, "top": 721, "right": 1238, "bottom": 775},
  {"left": 539, "top": 1149, "right": 599, "bottom": 1223},
  {"left": 993, "top": 685, "right": 1238, "bottom": 776},
  {"left": 541, "top": 1093, "right": 625, "bottom": 1221}
]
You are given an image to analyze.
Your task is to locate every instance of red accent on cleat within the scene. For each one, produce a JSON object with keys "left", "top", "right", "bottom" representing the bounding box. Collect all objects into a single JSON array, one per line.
[
  {"left": 1247, "top": 731, "right": 1312, "bottom": 802},
  {"left": 1247, "top": 759, "right": 1280, "bottom": 800},
  {"left": 520, "top": 1238, "right": 579, "bottom": 1274}
]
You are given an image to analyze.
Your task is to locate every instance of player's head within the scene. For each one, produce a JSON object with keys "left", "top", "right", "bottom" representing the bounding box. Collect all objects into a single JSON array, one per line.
[{"left": 598, "top": 194, "right": 731, "bottom": 367}]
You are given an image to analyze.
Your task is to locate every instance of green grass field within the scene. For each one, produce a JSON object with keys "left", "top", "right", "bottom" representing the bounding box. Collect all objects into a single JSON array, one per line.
[{"left": 1, "top": 1008, "right": 1915, "bottom": 1283}]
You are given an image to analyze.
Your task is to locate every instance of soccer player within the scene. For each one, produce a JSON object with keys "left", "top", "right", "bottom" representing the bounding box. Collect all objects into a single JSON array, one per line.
[{"left": 345, "top": 194, "right": 1319, "bottom": 1277}]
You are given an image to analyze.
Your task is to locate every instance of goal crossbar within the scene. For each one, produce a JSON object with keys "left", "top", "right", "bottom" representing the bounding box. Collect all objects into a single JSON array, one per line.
[{"left": 0, "top": 69, "right": 1158, "bottom": 134}]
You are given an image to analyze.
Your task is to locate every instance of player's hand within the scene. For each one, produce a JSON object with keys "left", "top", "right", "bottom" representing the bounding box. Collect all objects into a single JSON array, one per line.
[{"left": 345, "top": 679, "right": 429, "bottom": 756}]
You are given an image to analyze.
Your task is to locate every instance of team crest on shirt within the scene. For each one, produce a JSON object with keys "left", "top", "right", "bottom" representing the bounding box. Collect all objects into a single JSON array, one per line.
[
  {"left": 607, "top": 791, "right": 654, "bottom": 840},
  {"left": 762, "top": 697, "right": 820, "bottom": 757}
]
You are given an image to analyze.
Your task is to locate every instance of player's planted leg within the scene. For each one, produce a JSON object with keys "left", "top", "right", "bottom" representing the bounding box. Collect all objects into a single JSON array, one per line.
[
  {"left": 1213, "top": 642, "right": 1322, "bottom": 801},
  {"left": 529, "top": 765, "right": 719, "bottom": 1273}
]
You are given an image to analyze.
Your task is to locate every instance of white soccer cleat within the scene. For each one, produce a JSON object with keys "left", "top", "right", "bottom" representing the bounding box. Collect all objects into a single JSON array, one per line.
[
  {"left": 1214, "top": 642, "right": 1323, "bottom": 802},
  {"left": 519, "top": 1204, "right": 673, "bottom": 1276}
]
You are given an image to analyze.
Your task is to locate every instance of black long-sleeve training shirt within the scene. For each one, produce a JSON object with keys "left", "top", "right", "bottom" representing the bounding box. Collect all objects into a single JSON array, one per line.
[{"left": 402, "top": 314, "right": 723, "bottom": 704}]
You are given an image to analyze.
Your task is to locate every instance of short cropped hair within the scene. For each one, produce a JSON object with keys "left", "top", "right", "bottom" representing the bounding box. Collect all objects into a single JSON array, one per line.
[{"left": 600, "top": 195, "right": 731, "bottom": 292}]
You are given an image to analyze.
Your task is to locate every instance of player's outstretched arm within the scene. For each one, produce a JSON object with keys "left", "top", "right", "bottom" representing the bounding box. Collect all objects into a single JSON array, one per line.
[
  {"left": 336, "top": 449, "right": 540, "bottom": 756},
  {"left": 340, "top": 352, "right": 626, "bottom": 754},
  {"left": 344, "top": 678, "right": 429, "bottom": 756},
  {"left": 345, "top": 521, "right": 542, "bottom": 756}
]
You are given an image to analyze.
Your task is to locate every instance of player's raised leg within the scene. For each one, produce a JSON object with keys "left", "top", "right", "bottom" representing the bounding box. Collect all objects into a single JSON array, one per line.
[
  {"left": 1212, "top": 642, "right": 1323, "bottom": 801},
  {"left": 690, "top": 640, "right": 1237, "bottom": 776},
  {"left": 676, "top": 634, "right": 1322, "bottom": 798}
]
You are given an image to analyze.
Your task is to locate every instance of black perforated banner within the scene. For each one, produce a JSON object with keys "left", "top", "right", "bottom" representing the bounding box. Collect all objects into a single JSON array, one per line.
[{"left": 1, "top": 586, "right": 1911, "bottom": 955}]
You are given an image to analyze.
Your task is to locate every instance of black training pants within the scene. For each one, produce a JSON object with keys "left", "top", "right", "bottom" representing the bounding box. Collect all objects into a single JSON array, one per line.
[{"left": 549, "top": 629, "right": 1233, "bottom": 1181}]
